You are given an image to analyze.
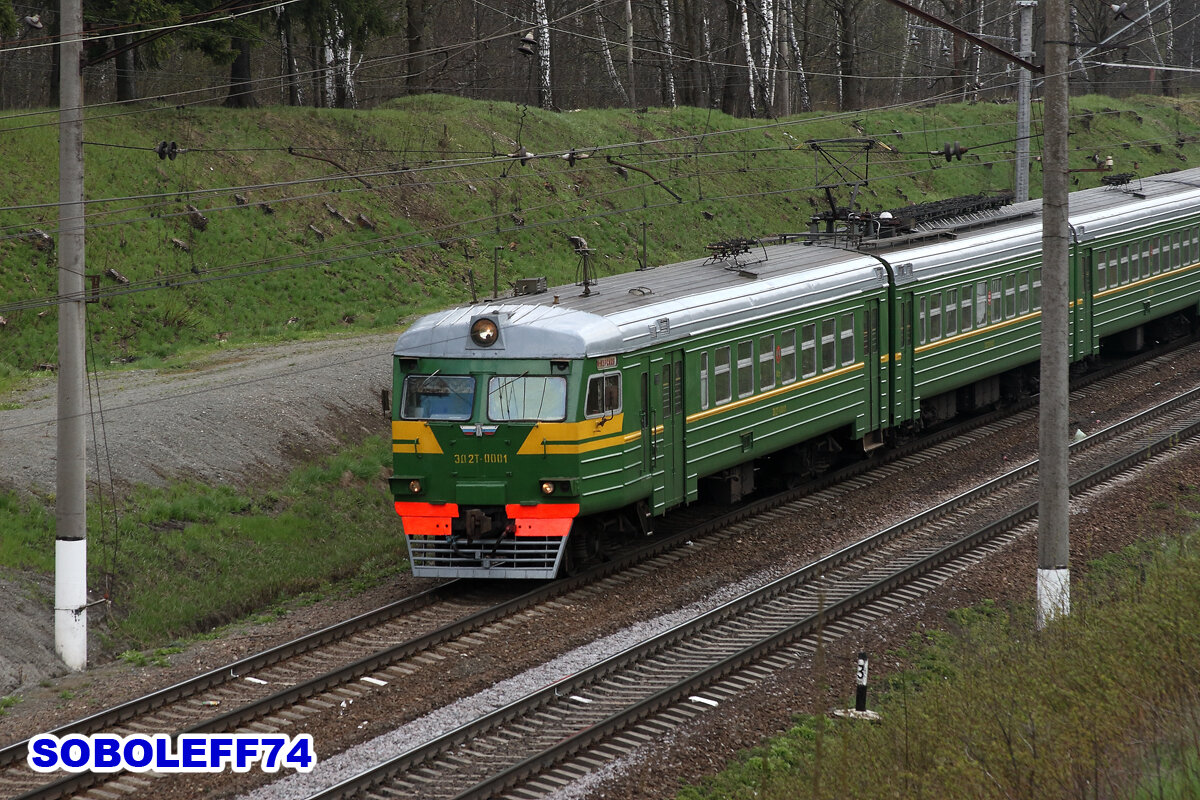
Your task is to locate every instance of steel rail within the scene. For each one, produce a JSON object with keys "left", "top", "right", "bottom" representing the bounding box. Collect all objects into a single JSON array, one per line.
[
  {"left": 6, "top": 338, "right": 1195, "bottom": 800},
  {"left": 307, "top": 386, "right": 1200, "bottom": 800}
]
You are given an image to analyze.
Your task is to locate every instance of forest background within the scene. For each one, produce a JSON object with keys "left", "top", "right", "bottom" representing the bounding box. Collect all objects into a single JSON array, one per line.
[{"left": 0, "top": 0, "right": 1196, "bottom": 117}]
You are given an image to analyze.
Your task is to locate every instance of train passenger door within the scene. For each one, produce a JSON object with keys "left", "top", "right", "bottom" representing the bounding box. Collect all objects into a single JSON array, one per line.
[
  {"left": 651, "top": 350, "right": 686, "bottom": 512},
  {"left": 864, "top": 301, "right": 882, "bottom": 433},
  {"left": 1073, "top": 248, "right": 1095, "bottom": 358}
]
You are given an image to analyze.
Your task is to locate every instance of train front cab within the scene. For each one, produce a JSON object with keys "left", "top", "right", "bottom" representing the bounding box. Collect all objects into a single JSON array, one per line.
[{"left": 390, "top": 356, "right": 641, "bottom": 579}]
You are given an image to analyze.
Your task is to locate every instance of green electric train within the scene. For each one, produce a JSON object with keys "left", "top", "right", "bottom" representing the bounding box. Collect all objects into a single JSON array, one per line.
[{"left": 390, "top": 169, "right": 1200, "bottom": 578}]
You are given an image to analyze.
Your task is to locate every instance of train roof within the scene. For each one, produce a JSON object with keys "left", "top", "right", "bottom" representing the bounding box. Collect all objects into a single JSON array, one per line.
[
  {"left": 395, "top": 167, "right": 1200, "bottom": 361},
  {"left": 395, "top": 240, "right": 887, "bottom": 359},
  {"left": 890, "top": 167, "right": 1200, "bottom": 282}
]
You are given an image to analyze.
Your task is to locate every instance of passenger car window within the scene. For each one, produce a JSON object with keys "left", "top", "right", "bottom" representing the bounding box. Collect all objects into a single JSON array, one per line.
[
  {"left": 780, "top": 329, "right": 796, "bottom": 384},
  {"left": 840, "top": 314, "right": 855, "bottom": 365},
  {"left": 820, "top": 319, "right": 836, "bottom": 370},
  {"left": 759, "top": 334, "right": 775, "bottom": 391},
  {"left": 582, "top": 373, "right": 621, "bottom": 418},
  {"left": 699, "top": 351, "right": 709, "bottom": 410},
  {"left": 402, "top": 375, "right": 476, "bottom": 421},
  {"left": 737, "top": 340, "right": 754, "bottom": 398},
  {"left": 801, "top": 324, "right": 816, "bottom": 377},
  {"left": 715, "top": 346, "right": 732, "bottom": 404}
]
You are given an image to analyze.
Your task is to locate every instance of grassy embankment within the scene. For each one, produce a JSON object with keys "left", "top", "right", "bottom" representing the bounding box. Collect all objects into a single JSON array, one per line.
[
  {"left": 1, "top": 93, "right": 1199, "bottom": 652},
  {"left": 678, "top": 484, "right": 1200, "bottom": 799}
]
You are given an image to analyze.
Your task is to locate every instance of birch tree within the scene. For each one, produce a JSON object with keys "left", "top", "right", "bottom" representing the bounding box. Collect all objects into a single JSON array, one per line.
[
  {"left": 595, "top": 7, "right": 630, "bottom": 105},
  {"left": 659, "top": 0, "right": 678, "bottom": 106},
  {"left": 738, "top": 0, "right": 760, "bottom": 115},
  {"left": 534, "top": 0, "right": 553, "bottom": 110},
  {"left": 782, "top": 0, "right": 812, "bottom": 111}
]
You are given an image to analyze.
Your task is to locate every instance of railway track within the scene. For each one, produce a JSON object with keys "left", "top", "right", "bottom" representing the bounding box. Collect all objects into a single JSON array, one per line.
[
  {"left": 298, "top": 383, "right": 1200, "bottom": 800},
  {"left": 5, "top": 342, "right": 1197, "bottom": 800}
]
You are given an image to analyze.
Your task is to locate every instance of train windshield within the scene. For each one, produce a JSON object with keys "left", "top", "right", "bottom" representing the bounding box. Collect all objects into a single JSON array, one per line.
[
  {"left": 401, "top": 374, "right": 475, "bottom": 420},
  {"left": 487, "top": 376, "right": 567, "bottom": 421}
]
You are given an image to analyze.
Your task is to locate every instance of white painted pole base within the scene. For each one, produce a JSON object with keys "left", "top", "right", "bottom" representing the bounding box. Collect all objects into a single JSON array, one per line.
[
  {"left": 55, "top": 537, "right": 88, "bottom": 671},
  {"left": 1036, "top": 567, "right": 1070, "bottom": 629}
]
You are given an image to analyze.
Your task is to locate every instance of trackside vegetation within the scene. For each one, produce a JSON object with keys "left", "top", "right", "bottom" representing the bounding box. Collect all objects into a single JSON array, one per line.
[
  {"left": 1, "top": 94, "right": 1200, "bottom": 768},
  {"left": 3, "top": 94, "right": 1200, "bottom": 393},
  {"left": 677, "top": 486, "right": 1200, "bottom": 800},
  {"left": 0, "top": 436, "right": 399, "bottom": 646}
]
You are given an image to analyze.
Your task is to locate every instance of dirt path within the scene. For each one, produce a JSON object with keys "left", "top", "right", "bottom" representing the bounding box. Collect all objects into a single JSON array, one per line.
[{"left": 0, "top": 332, "right": 398, "bottom": 695}]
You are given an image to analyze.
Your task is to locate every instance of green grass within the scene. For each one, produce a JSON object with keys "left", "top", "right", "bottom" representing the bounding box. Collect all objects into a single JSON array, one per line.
[
  {"left": 0, "top": 435, "right": 403, "bottom": 648},
  {"left": 0, "top": 695, "right": 20, "bottom": 716},
  {"left": 677, "top": 493, "right": 1200, "bottom": 800},
  {"left": 4, "top": 95, "right": 1200, "bottom": 381}
]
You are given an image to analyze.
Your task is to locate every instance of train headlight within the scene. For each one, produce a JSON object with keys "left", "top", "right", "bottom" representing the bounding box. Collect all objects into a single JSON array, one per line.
[
  {"left": 470, "top": 317, "right": 499, "bottom": 347},
  {"left": 409, "top": 480, "right": 422, "bottom": 494},
  {"left": 540, "top": 481, "right": 555, "bottom": 496}
]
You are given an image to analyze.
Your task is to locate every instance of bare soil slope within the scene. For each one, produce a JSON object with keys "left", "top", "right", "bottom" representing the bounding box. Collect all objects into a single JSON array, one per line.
[{"left": 0, "top": 332, "right": 397, "bottom": 695}]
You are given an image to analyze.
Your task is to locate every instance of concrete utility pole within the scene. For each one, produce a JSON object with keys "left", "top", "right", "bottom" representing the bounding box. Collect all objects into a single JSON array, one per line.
[
  {"left": 1015, "top": 1, "right": 1036, "bottom": 202},
  {"left": 1038, "top": 0, "right": 1071, "bottom": 628},
  {"left": 56, "top": 0, "right": 88, "bottom": 670}
]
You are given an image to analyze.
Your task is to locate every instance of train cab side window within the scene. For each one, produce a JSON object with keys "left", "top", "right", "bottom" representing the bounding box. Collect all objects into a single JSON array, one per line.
[
  {"left": 402, "top": 374, "right": 476, "bottom": 421},
  {"left": 584, "top": 373, "right": 621, "bottom": 418},
  {"left": 759, "top": 334, "right": 775, "bottom": 391},
  {"left": 780, "top": 329, "right": 797, "bottom": 384},
  {"left": 801, "top": 324, "right": 817, "bottom": 377},
  {"left": 820, "top": 319, "right": 836, "bottom": 371},
  {"left": 715, "top": 346, "right": 732, "bottom": 404},
  {"left": 945, "top": 289, "right": 958, "bottom": 335},
  {"left": 960, "top": 285, "right": 972, "bottom": 332},
  {"left": 975, "top": 281, "right": 988, "bottom": 327},
  {"left": 840, "top": 314, "right": 855, "bottom": 365},
  {"left": 1017, "top": 270, "right": 1029, "bottom": 314},
  {"left": 737, "top": 340, "right": 754, "bottom": 398},
  {"left": 928, "top": 294, "right": 941, "bottom": 342},
  {"left": 699, "top": 351, "right": 709, "bottom": 410},
  {"left": 1031, "top": 268, "right": 1042, "bottom": 309}
]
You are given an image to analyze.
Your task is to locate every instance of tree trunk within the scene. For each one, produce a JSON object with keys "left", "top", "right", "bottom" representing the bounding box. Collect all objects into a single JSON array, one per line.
[
  {"left": 1161, "top": 0, "right": 1177, "bottom": 95},
  {"left": 836, "top": 4, "right": 860, "bottom": 109},
  {"left": 680, "top": 1, "right": 707, "bottom": 107},
  {"left": 225, "top": 36, "right": 257, "bottom": 108},
  {"left": 406, "top": 0, "right": 427, "bottom": 94},
  {"left": 738, "top": 0, "right": 759, "bottom": 116},
  {"left": 115, "top": 35, "right": 137, "bottom": 102},
  {"left": 277, "top": 7, "right": 302, "bottom": 106},
  {"left": 534, "top": 0, "right": 553, "bottom": 110},
  {"left": 786, "top": 0, "right": 811, "bottom": 111},
  {"left": 594, "top": 8, "right": 630, "bottom": 106},
  {"left": 658, "top": 0, "right": 678, "bottom": 106}
]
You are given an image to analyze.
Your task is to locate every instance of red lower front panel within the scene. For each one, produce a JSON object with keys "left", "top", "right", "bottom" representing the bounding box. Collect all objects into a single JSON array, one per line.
[
  {"left": 394, "top": 501, "right": 580, "bottom": 579},
  {"left": 392, "top": 501, "right": 579, "bottom": 538}
]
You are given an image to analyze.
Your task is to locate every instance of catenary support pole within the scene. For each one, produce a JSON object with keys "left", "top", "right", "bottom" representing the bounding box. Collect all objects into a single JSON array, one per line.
[
  {"left": 1038, "top": 0, "right": 1071, "bottom": 628},
  {"left": 1015, "top": 1, "right": 1036, "bottom": 202},
  {"left": 56, "top": 0, "right": 88, "bottom": 670}
]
